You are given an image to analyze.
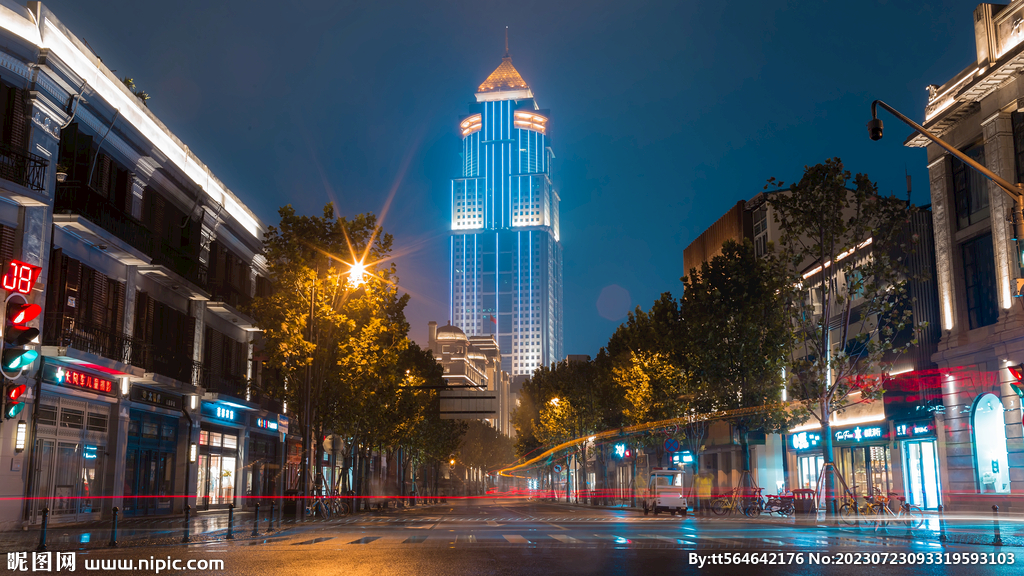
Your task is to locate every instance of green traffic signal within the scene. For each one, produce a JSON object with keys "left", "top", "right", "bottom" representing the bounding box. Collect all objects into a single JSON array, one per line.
[
  {"left": 4, "top": 383, "right": 25, "bottom": 419},
  {"left": 3, "top": 349, "right": 37, "bottom": 371}
]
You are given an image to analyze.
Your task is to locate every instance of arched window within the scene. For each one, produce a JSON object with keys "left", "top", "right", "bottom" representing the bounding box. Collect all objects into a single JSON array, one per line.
[{"left": 973, "top": 393, "right": 1009, "bottom": 494}]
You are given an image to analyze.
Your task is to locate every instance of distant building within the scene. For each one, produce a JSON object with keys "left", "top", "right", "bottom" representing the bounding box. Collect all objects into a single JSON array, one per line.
[
  {"left": 447, "top": 41, "right": 563, "bottom": 378},
  {"left": 426, "top": 321, "right": 513, "bottom": 436},
  {"left": 565, "top": 354, "right": 591, "bottom": 364}
]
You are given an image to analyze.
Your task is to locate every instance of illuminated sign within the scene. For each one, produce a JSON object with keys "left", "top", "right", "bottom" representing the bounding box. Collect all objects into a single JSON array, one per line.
[
  {"left": 54, "top": 366, "right": 113, "bottom": 394},
  {"left": 833, "top": 425, "right": 888, "bottom": 444},
  {"left": 256, "top": 417, "right": 278, "bottom": 431},
  {"left": 130, "top": 386, "right": 181, "bottom": 410},
  {"left": 789, "top": 431, "right": 821, "bottom": 452},
  {"left": 1, "top": 260, "right": 42, "bottom": 295},
  {"left": 84, "top": 445, "right": 98, "bottom": 460},
  {"left": 894, "top": 420, "right": 935, "bottom": 439},
  {"left": 216, "top": 406, "right": 235, "bottom": 421}
]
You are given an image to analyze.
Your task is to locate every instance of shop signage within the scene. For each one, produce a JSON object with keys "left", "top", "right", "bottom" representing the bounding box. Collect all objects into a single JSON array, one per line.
[
  {"left": 44, "top": 364, "right": 115, "bottom": 396},
  {"left": 788, "top": 431, "right": 822, "bottom": 452},
  {"left": 130, "top": 386, "right": 182, "bottom": 410},
  {"left": 278, "top": 415, "right": 289, "bottom": 435},
  {"left": 201, "top": 402, "right": 238, "bottom": 422},
  {"left": 894, "top": 419, "right": 935, "bottom": 439},
  {"left": 253, "top": 416, "right": 279, "bottom": 431},
  {"left": 832, "top": 424, "right": 889, "bottom": 445}
]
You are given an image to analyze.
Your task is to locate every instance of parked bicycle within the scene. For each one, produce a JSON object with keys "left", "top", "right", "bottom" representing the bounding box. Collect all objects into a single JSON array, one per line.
[{"left": 839, "top": 491, "right": 922, "bottom": 529}]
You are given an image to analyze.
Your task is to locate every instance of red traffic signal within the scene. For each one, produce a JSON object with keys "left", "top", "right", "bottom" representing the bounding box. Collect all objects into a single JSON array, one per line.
[
  {"left": 3, "top": 383, "right": 25, "bottom": 419},
  {"left": 2, "top": 294, "right": 40, "bottom": 379},
  {"left": 1010, "top": 364, "right": 1024, "bottom": 400},
  {"left": 6, "top": 302, "right": 40, "bottom": 325}
]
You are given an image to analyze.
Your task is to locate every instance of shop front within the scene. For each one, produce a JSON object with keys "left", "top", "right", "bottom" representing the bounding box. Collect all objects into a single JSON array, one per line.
[
  {"left": 894, "top": 417, "right": 941, "bottom": 509},
  {"left": 197, "top": 402, "right": 244, "bottom": 509},
  {"left": 832, "top": 423, "right": 892, "bottom": 500},
  {"left": 29, "top": 362, "right": 118, "bottom": 524},
  {"left": 245, "top": 414, "right": 282, "bottom": 506},
  {"left": 787, "top": 430, "right": 824, "bottom": 490},
  {"left": 123, "top": 386, "right": 182, "bottom": 517}
]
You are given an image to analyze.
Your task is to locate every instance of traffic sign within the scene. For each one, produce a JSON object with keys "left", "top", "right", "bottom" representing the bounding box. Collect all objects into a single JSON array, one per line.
[
  {"left": 664, "top": 438, "right": 680, "bottom": 453},
  {"left": 554, "top": 464, "right": 563, "bottom": 473}
]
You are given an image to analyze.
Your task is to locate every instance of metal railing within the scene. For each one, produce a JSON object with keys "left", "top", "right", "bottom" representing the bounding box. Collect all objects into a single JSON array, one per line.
[
  {"left": 55, "top": 182, "right": 153, "bottom": 255},
  {"left": 202, "top": 371, "right": 248, "bottom": 397},
  {"left": 42, "top": 315, "right": 144, "bottom": 367},
  {"left": 139, "top": 347, "right": 202, "bottom": 387},
  {"left": 207, "top": 279, "right": 252, "bottom": 310},
  {"left": 152, "top": 238, "right": 207, "bottom": 289},
  {"left": 0, "top": 143, "right": 48, "bottom": 191}
]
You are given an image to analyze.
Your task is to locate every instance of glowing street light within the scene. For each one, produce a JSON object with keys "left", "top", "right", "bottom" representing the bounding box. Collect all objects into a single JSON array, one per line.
[
  {"left": 347, "top": 259, "right": 367, "bottom": 287},
  {"left": 549, "top": 397, "right": 560, "bottom": 406}
]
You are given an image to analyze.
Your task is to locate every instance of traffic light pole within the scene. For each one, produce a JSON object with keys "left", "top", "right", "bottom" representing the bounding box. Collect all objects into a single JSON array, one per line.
[
  {"left": 870, "top": 100, "right": 1024, "bottom": 296},
  {"left": 301, "top": 280, "right": 315, "bottom": 521}
]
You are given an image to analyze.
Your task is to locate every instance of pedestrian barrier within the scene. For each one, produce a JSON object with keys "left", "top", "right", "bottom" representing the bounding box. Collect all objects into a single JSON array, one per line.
[
  {"left": 992, "top": 505, "right": 1003, "bottom": 546},
  {"left": 252, "top": 502, "right": 261, "bottom": 536},
  {"left": 36, "top": 507, "right": 48, "bottom": 552},
  {"left": 226, "top": 503, "right": 235, "bottom": 540},
  {"left": 109, "top": 506, "right": 119, "bottom": 547},
  {"left": 182, "top": 504, "right": 191, "bottom": 543},
  {"left": 937, "top": 505, "right": 946, "bottom": 542}
]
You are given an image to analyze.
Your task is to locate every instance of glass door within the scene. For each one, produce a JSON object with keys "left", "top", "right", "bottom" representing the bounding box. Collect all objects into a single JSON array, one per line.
[
  {"left": 904, "top": 440, "right": 940, "bottom": 509},
  {"left": 797, "top": 455, "right": 823, "bottom": 490}
]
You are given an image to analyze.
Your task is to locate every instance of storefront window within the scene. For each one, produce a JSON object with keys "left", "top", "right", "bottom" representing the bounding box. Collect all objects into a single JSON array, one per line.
[
  {"left": 904, "top": 440, "right": 940, "bottom": 509},
  {"left": 797, "top": 455, "right": 823, "bottom": 490},
  {"left": 973, "top": 393, "right": 1009, "bottom": 494},
  {"left": 198, "top": 429, "right": 239, "bottom": 507}
]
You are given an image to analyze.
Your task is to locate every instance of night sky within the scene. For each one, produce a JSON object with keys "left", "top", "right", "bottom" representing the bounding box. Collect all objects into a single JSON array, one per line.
[{"left": 42, "top": 0, "right": 980, "bottom": 358}]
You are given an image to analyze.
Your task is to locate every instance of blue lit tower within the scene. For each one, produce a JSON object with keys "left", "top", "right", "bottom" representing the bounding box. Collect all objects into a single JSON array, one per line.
[{"left": 449, "top": 44, "right": 563, "bottom": 376}]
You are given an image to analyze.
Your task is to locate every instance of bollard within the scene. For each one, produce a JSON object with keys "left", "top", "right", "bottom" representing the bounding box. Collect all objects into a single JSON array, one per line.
[
  {"left": 36, "top": 507, "right": 49, "bottom": 552},
  {"left": 109, "top": 507, "right": 119, "bottom": 547},
  {"left": 182, "top": 504, "right": 191, "bottom": 543},
  {"left": 937, "top": 505, "right": 946, "bottom": 542},
  {"left": 226, "top": 504, "right": 235, "bottom": 540},
  {"left": 252, "top": 502, "right": 260, "bottom": 536},
  {"left": 903, "top": 503, "right": 914, "bottom": 539},
  {"left": 992, "top": 505, "right": 1003, "bottom": 546},
  {"left": 267, "top": 501, "right": 275, "bottom": 533}
]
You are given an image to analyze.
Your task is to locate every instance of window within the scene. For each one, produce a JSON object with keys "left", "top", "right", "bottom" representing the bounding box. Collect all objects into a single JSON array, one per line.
[
  {"left": 973, "top": 393, "right": 1009, "bottom": 494},
  {"left": 86, "top": 413, "right": 108, "bottom": 433},
  {"left": 961, "top": 234, "right": 998, "bottom": 329},
  {"left": 59, "top": 408, "right": 84, "bottom": 429},
  {"left": 951, "top": 144, "right": 990, "bottom": 229}
]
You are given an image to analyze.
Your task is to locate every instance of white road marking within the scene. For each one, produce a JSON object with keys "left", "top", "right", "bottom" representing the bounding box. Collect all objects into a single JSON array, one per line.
[
  {"left": 503, "top": 534, "right": 528, "bottom": 544},
  {"left": 548, "top": 534, "right": 580, "bottom": 544}
]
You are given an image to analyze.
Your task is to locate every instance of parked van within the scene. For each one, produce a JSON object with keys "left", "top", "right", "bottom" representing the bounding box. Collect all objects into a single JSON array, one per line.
[{"left": 642, "top": 469, "right": 687, "bottom": 516}]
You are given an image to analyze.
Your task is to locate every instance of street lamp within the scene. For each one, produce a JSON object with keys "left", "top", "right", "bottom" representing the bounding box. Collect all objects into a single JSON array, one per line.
[
  {"left": 869, "top": 100, "right": 1024, "bottom": 296},
  {"left": 549, "top": 397, "right": 560, "bottom": 406}
]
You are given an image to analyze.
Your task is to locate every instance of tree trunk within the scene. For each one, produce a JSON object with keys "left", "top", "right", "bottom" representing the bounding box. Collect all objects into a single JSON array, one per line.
[{"left": 821, "top": 398, "right": 835, "bottom": 518}]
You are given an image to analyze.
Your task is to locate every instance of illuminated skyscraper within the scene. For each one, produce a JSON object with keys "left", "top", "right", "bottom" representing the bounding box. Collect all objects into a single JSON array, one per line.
[{"left": 449, "top": 43, "right": 563, "bottom": 376}]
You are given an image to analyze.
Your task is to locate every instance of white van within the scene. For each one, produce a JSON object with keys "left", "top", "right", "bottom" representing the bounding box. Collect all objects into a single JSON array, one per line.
[{"left": 642, "top": 469, "right": 687, "bottom": 516}]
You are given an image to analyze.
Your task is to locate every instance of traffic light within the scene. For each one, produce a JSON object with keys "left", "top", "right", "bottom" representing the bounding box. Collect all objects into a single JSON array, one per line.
[
  {"left": 3, "top": 382, "right": 25, "bottom": 419},
  {"left": 1, "top": 294, "right": 39, "bottom": 379},
  {"left": 1010, "top": 364, "right": 1024, "bottom": 400}
]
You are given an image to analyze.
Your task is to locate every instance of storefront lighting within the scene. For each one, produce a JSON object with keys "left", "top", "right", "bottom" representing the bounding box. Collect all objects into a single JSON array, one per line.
[
  {"left": 189, "top": 442, "right": 197, "bottom": 463},
  {"left": 14, "top": 420, "right": 26, "bottom": 452},
  {"left": 190, "top": 395, "right": 198, "bottom": 410},
  {"left": 120, "top": 377, "right": 130, "bottom": 397}
]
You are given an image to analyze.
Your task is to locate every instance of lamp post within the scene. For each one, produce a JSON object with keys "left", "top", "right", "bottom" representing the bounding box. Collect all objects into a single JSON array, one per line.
[{"left": 869, "top": 100, "right": 1024, "bottom": 296}]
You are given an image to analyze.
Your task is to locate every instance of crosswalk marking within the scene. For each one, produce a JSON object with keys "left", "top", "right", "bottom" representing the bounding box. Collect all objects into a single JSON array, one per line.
[
  {"left": 548, "top": 534, "right": 580, "bottom": 544},
  {"left": 503, "top": 534, "right": 528, "bottom": 544}
]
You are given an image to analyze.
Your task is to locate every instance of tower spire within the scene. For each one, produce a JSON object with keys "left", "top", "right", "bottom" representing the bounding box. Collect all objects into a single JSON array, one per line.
[{"left": 504, "top": 26, "right": 509, "bottom": 58}]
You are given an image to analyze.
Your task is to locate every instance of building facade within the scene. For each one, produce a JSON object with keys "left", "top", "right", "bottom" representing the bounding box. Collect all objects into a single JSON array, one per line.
[
  {"left": 0, "top": 1, "right": 289, "bottom": 529},
  {"left": 448, "top": 47, "right": 563, "bottom": 377},
  {"left": 683, "top": 192, "right": 944, "bottom": 508},
  {"left": 426, "top": 321, "right": 513, "bottom": 436},
  {"left": 906, "top": 0, "right": 1024, "bottom": 512}
]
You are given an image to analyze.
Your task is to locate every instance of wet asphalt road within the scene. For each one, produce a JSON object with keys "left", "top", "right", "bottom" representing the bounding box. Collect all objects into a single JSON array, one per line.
[{"left": 8, "top": 499, "right": 1022, "bottom": 575}]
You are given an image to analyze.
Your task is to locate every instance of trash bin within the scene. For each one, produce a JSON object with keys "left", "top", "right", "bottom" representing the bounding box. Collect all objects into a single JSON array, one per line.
[{"left": 792, "top": 489, "right": 816, "bottom": 514}]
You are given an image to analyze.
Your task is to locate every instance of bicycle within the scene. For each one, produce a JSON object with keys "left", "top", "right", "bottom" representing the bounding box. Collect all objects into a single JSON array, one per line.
[{"left": 711, "top": 488, "right": 741, "bottom": 516}]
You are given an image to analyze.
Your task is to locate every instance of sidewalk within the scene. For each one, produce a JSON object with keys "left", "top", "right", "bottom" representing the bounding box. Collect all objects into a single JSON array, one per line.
[{"left": 0, "top": 503, "right": 427, "bottom": 553}]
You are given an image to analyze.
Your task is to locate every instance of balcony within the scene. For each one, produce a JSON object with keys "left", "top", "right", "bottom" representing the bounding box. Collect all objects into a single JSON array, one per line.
[
  {"left": 42, "top": 315, "right": 145, "bottom": 367},
  {"left": 151, "top": 238, "right": 208, "bottom": 290},
  {"left": 55, "top": 181, "right": 153, "bottom": 256},
  {"left": 0, "top": 143, "right": 48, "bottom": 191},
  {"left": 140, "top": 347, "right": 203, "bottom": 388},
  {"left": 203, "top": 371, "right": 248, "bottom": 398},
  {"left": 207, "top": 279, "right": 252, "bottom": 311}
]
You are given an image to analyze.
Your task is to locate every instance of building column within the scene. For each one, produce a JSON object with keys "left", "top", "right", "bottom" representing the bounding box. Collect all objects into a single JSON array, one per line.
[
  {"left": 981, "top": 111, "right": 1024, "bottom": 322},
  {"left": 111, "top": 400, "right": 131, "bottom": 513},
  {"left": 927, "top": 155, "right": 958, "bottom": 341}
]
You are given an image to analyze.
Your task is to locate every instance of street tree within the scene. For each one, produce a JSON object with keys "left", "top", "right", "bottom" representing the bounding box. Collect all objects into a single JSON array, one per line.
[
  {"left": 680, "top": 238, "right": 796, "bottom": 489},
  {"left": 768, "top": 158, "right": 920, "bottom": 507}
]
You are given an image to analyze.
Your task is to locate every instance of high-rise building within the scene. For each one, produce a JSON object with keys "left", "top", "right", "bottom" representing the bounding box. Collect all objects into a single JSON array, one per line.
[{"left": 448, "top": 43, "right": 563, "bottom": 376}]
